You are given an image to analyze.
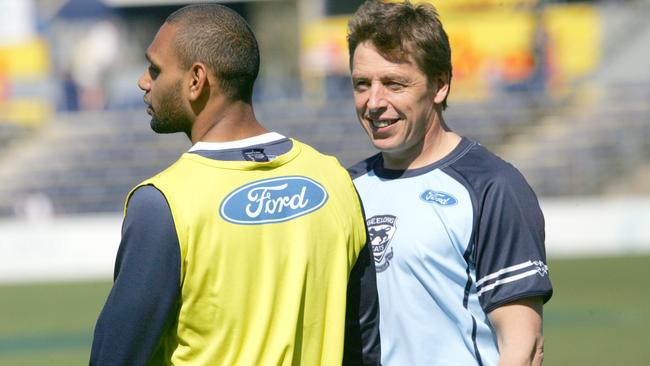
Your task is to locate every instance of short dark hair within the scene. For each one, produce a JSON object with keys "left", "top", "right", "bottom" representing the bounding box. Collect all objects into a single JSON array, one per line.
[
  {"left": 166, "top": 4, "right": 259, "bottom": 103},
  {"left": 347, "top": 0, "right": 452, "bottom": 109}
]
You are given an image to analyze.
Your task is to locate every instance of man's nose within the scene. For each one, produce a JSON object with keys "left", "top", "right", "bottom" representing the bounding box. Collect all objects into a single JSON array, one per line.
[
  {"left": 137, "top": 70, "right": 150, "bottom": 91},
  {"left": 367, "top": 84, "right": 388, "bottom": 113}
]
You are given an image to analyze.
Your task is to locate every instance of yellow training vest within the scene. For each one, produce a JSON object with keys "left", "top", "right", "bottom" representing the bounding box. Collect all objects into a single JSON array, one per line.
[{"left": 128, "top": 140, "right": 367, "bottom": 365}]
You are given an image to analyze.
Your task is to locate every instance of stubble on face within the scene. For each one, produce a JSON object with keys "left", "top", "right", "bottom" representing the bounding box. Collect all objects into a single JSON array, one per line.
[{"left": 150, "top": 79, "right": 192, "bottom": 135}]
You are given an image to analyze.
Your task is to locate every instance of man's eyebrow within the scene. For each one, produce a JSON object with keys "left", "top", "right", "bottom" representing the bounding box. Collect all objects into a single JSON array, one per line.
[
  {"left": 351, "top": 72, "right": 368, "bottom": 80},
  {"left": 381, "top": 74, "right": 409, "bottom": 82},
  {"left": 351, "top": 73, "right": 408, "bottom": 81}
]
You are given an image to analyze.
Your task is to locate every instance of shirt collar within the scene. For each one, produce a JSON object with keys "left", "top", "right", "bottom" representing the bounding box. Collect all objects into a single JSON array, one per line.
[{"left": 188, "top": 132, "right": 286, "bottom": 152}]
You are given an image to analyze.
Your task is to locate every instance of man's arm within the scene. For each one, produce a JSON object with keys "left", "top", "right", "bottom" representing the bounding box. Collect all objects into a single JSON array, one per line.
[
  {"left": 471, "top": 161, "right": 552, "bottom": 366},
  {"left": 342, "top": 242, "right": 381, "bottom": 366},
  {"left": 90, "top": 185, "right": 181, "bottom": 366},
  {"left": 489, "top": 296, "right": 544, "bottom": 366}
]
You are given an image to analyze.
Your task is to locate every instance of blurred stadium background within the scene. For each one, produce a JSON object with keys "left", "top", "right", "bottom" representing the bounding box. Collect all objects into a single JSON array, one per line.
[{"left": 0, "top": 0, "right": 648, "bottom": 365}]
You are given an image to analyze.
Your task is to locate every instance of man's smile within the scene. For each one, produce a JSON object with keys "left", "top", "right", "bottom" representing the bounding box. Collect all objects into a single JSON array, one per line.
[{"left": 371, "top": 118, "right": 399, "bottom": 128}]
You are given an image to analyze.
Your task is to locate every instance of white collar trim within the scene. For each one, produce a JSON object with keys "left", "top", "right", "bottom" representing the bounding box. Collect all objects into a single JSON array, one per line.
[{"left": 188, "top": 132, "right": 286, "bottom": 152}]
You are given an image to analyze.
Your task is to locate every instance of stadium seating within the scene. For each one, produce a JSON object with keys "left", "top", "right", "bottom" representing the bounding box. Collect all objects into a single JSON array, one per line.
[
  {"left": 0, "top": 123, "right": 29, "bottom": 154},
  {"left": 0, "top": 94, "right": 541, "bottom": 216},
  {"left": 0, "top": 111, "right": 187, "bottom": 216},
  {"left": 0, "top": 82, "right": 647, "bottom": 216},
  {"left": 498, "top": 83, "right": 650, "bottom": 196},
  {"left": 0, "top": 71, "right": 650, "bottom": 216}
]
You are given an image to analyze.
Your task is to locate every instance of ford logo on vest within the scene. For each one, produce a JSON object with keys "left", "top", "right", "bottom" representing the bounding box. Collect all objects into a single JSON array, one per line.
[{"left": 220, "top": 176, "right": 328, "bottom": 224}]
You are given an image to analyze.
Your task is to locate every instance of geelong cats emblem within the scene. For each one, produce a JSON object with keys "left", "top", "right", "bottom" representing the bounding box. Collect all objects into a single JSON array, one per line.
[{"left": 366, "top": 215, "right": 397, "bottom": 272}]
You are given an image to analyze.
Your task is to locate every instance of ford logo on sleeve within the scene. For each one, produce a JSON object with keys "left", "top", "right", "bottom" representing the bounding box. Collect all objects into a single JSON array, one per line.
[
  {"left": 220, "top": 176, "right": 328, "bottom": 224},
  {"left": 420, "top": 190, "right": 457, "bottom": 206}
]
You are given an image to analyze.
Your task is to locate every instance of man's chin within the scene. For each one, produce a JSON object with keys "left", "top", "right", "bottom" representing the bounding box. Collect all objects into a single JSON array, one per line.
[
  {"left": 370, "top": 138, "right": 398, "bottom": 153},
  {"left": 150, "top": 119, "right": 180, "bottom": 134}
]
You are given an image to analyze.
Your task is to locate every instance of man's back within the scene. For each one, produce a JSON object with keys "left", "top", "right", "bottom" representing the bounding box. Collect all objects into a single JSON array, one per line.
[
  {"left": 138, "top": 139, "right": 369, "bottom": 365},
  {"left": 93, "top": 3, "right": 380, "bottom": 365}
]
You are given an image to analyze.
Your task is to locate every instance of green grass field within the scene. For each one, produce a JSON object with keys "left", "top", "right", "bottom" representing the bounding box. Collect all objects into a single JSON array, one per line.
[{"left": 1, "top": 255, "right": 648, "bottom": 365}]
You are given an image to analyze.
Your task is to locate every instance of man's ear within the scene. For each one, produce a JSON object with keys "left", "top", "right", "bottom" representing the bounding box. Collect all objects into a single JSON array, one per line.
[
  {"left": 433, "top": 72, "right": 450, "bottom": 105},
  {"left": 188, "top": 62, "right": 208, "bottom": 102}
]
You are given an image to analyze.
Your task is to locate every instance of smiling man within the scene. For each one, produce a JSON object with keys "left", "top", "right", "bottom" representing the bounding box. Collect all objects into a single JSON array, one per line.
[
  {"left": 346, "top": 1, "right": 553, "bottom": 365},
  {"left": 89, "top": 4, "right": 380, "bottom": 365}
]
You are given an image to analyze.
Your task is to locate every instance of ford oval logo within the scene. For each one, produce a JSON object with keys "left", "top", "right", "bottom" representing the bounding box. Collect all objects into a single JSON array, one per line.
[
  {"left": 220, "top": 176, "right": 328, "bottom": 224},
  {"left": 420, "top": 190, "right": 457, "bottom": 206}
]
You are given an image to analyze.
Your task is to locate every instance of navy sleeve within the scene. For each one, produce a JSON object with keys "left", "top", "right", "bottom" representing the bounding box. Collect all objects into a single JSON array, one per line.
[
  {"left": 343, "top": 242, "right": 382, "bottom": 366},
  {"left": 90, "top": 185, "right": 181, "bottom": 366},
  {"left": 342, "top": 192, "right": 381, "bottom": 366},
  {"left": 473, "top": 166, "right": 553, "bottom": 313}
]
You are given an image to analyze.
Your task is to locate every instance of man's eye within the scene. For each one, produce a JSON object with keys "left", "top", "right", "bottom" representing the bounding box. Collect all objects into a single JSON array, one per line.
[
  {"left": 353, "top": 81, "right": 369, "bottom": 91},
  {"left": 386, "top": 82, "right": 404, "bottom": 91},
  {"left": 148, "top": 65, "right": 160, "bottom": 78}
]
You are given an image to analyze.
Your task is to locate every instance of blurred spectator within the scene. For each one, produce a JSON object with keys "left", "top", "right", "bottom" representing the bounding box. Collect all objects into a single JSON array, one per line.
[
  {"left": 62, "top": 70, "right": 79, "bottom": 111},
  {"left": 69, "top": 20, "right": 119, "bottom": 110}
]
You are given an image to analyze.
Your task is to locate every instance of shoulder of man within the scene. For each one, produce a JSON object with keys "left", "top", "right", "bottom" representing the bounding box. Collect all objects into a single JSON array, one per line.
[
  {"left": 449, "top": 141, "right": 534, "bottom": 190},
  {"left": 346, "top": 153, "right": 382, "bottom": 180},
  {"left": 121, "top": 156, "right": 185, "bottom": 215},
  {"left": 290, "top": 138, "right": 361, "bottom": 178}
]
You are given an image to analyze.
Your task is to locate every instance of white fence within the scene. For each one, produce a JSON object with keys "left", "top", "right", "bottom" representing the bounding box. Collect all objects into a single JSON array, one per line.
[
  {"left": 541, "top": 196, "right": 650, "bottom": 257},
  {"left": 0, "top": 214, "right": 121, "bottom": 284},
  {"left": 1, "top": 197, "right": 649, "bottom": 284}
]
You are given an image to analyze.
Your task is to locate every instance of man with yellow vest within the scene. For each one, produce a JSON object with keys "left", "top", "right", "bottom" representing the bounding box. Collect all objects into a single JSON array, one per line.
[{"left": 90, "top": 4, "right": 380, "bottom": 365}]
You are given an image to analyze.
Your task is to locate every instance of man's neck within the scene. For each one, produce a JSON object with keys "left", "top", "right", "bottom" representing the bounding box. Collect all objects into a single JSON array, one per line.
[
  {"left": 382, "top": 130, "right": 461, "bottom": 170},
  {"left": 190, "top": 99, "right": 267, "bottom": 144}
]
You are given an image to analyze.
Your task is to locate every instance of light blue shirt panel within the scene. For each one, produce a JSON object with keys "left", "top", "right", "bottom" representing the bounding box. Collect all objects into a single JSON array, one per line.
[{"left": 354, "top": 168, "right": 499, "bottom": 366}]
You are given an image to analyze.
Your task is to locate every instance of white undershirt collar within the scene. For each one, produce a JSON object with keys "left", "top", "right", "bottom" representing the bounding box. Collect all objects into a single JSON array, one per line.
[{"left": 188, "top": 132, "right": 286, "bottom": 152}]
